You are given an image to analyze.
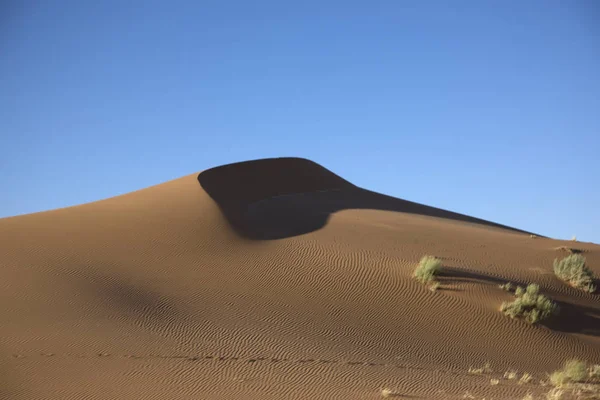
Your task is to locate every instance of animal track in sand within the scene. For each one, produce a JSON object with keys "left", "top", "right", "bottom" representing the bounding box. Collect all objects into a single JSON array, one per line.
[{"left": 9, "top": 351, "right": 491, "bottom": 379}]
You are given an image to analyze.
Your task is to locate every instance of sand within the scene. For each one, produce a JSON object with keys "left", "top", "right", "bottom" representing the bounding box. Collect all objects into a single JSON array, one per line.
[{"left": 1, "top": 157, "right": 598, "bottom": 399}]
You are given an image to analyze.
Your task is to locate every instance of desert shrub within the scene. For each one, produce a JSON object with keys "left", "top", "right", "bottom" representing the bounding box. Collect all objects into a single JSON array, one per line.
[
  {"left": 550, "top": 370, "right": 568, "bottom": 387},
  {"left": 547, "top": 376, "right": 598, "bottom": 400},
  {"left": 553, "top": 254, "right": 596, "bottom": 293},
  {"left": 550, "top": 359, "right": 589, "bottom": 387},
  {"left": 500, "top": 283, "right": 559, "bottom": 324},
  {"left": 413, "top": 255, "right": 442, "bottom": 284},
  {"left": 499, "top": 282, "right": 514, "bottom": 292}
]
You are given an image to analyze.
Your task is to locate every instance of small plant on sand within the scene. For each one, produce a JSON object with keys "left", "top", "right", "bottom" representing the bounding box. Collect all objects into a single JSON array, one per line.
[
  {"left": 380, "top": 388, "right": 394, "bottom": 398},
  {"left": 547, "top": 361, "right": 600, "bottom": 398},
  {"left": 469, "top": 362, "right": 492, "bottom": 375},
  {"left": 553, "top": 254, "right": 596, "bottom": 293},
  {"left": 413, "top": 255, "right": 442, "bottom": 285},
  {"left": 545, "top": 388, "right": 564, "bottom": 400},
  {"left": 500, "top": 283, "right": 558, "bottom": 324},
  {"left": 519, "top": 372, "right": 533, "bottom": 384},
  {"left": 550, "top": 370, "right": 569, "bottom": 387},
  {"left": 504, "top": 369, "right": 518, "bottom": 380},
  {"left": 549, "top": 359, "right": 588, "bottom": 387},
  {"left": 429, "top": 281, "right": 441, "bottom": 292},
  {"left": 499, "top": 282, "right": 514, "bottom": 292}
]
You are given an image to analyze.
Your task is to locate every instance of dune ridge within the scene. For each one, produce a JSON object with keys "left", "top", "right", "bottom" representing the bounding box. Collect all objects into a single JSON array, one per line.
[
  {"left": 1, "top": 157, "right": 598, "bottom": 399},
  {"left": 199, "top": 157, "right": 539, "bottom": 240}
]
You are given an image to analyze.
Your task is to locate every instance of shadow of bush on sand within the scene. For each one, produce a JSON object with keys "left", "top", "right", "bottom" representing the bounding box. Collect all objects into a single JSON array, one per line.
[{"left": 437, "top": 267, "right": 600, "bottom": 337}]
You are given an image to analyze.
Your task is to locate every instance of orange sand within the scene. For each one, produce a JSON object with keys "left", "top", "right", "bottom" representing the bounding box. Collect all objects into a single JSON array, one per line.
[{"left": 1, "top": 157, "right": 598, "bottom": 399}]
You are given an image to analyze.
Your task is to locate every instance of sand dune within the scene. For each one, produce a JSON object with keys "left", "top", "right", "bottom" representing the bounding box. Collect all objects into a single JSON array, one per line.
[{"left": 1, "top": 157, "right": 598, "bottom": 399}]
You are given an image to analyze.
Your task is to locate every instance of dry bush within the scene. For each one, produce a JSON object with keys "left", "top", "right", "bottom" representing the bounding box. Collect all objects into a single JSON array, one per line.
[
  {"left": 553, "top": 254, "right": 596, "bottom": 293},
  {"left": 501, "top": 284, "right": 559, "bottom": 324},
  {"left": 413, "top": 255, "right": 442, "bottom": 284}
]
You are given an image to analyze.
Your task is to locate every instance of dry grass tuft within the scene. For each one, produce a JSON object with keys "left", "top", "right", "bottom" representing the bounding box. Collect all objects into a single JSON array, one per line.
[
  {"left": 413, "top": 255, "right": 442, "bottom": 285},
  {"left": 553, "top": 254, "right": 596, "bottom": 293},
  {"left": 468, "top": 362, "right": 492, "bottom": 375},
  {"left": 545, "top": 387, "right": 564, "bottom": 400},
  {"left": 519, "top": 372, "right": 533, "bottom": 384},
  {"left": 547, "top": 359, "right": 600, "bottom": 399},
  {"left": 504, "top": 369, "right": 518, "bottom": 380}
]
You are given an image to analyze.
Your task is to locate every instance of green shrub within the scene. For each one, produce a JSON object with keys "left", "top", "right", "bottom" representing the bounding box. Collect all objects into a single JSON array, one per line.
[
  {"left": 550, "top": 359, "right": 589, "bottom": 387},
  {"left": 500, "top": 283, "right": 559, "bottom": 324},
  {"left": 499, "top": 282, "right": 514, "bottom": 292},
  {"left": 413, "top": 256, "right": 442, "bottom": 284},
  {"left": 563, "top": 359, "right": 588, "bottom": 382},
  {"left": 553, "top": 254, "right": 596, "bottom": 293},
  {"left": 549, "top": 370, "right": 568, "bottom": 387}
]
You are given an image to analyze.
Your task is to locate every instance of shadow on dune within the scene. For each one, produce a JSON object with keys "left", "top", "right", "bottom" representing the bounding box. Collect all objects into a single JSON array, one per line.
[
  {"left": 438, "top": 267, "right": 518, "bottom": 287},
  {"left": 83, "top": 273, "right": 180, "bottom": 325},
  {"left": 198, "top": 157, "right": 538, "bottom": 240},
  {"left": 439, "top": 267, "right": 600, "bottom": 337},
  {"left": 545, "top": 302, "right": 600, "bottom": 337}
]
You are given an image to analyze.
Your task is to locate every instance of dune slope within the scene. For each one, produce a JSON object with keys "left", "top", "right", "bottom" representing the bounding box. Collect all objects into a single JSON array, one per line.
[{"left": 1, "top": 157, "right": 599, "bottom": 399}]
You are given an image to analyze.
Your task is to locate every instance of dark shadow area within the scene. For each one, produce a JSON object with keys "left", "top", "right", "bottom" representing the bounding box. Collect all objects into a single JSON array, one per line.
[
  {"left": 438, "top": 267, "right": 523, "bottom": 287},
  {"left": 438, "top": 267, "right": 600, "bottom": 337},
  {"left": 437, "top": 287, "right": 463, "bottom": 292},
  {"left": 84, "top": 273, "right": 179, "bottom": 325},
  {"left": 553, "top": 246, "right": 585, "bottom": 254},
  {"left": 545, "top": 301, "right": 600, "bottom": 337},
  {"left": 198, "top": 157, "right": 540, "bottom": 240}
]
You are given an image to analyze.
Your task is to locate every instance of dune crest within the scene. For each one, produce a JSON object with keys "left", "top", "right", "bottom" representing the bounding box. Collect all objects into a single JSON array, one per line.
[
  {"left": 200, "top": 157, "right": 538, "bottom": 239},
  {"left": 1, "top": 157, "right": 599, "bottom": 399}
]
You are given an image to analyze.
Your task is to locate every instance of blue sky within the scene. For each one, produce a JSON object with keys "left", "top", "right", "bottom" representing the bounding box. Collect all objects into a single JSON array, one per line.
[{"left": 2, "top": 1, "right": 599, "bottom": 242}]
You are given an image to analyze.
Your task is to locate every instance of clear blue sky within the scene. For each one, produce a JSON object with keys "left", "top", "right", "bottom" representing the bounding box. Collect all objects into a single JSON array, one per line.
[{"left": 2, "top": 1, "right": 599, "bottom": 242}]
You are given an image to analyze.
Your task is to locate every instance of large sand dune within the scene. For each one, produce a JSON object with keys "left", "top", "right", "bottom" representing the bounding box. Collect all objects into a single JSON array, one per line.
[{"left": 1, "top": 157, "right": 598, "bottom": 399}]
